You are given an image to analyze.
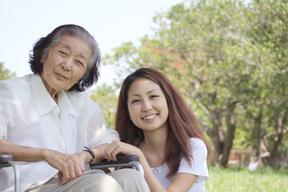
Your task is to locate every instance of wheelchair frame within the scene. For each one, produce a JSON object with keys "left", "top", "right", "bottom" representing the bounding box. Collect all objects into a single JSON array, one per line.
[{"left": 0, "top": 154, "right": 143, "bottom": 192}]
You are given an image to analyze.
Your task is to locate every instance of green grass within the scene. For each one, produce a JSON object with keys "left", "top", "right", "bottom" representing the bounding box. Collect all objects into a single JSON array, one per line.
[{"left": 206, "top": 166, "right": 288, "bottom": 192}]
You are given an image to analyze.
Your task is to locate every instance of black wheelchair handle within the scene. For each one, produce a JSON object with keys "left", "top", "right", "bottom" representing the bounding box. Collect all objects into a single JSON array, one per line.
[{"left": 89, "top": 154, "right": 139, "bottom": 167}]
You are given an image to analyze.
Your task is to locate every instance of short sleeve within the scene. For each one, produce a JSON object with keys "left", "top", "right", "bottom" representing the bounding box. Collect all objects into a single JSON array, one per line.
[
  {"left": 0, "top": 81, "right": 11, "bottom": 140},
  {"left": 177, "top": 138, "right": 209, "bottom": 182},
  {"left": 0, "top": 118, "right": 8, "bottom": 140},
  {"left": 85, "top": 100, "right": 119, "bottom": 147}
]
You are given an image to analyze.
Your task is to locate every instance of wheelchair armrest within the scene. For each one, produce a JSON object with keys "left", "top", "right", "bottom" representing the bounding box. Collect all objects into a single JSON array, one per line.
[
  {"left": 0, "top": 155, "right": 20, "bottom": 192},
  {"left": 0, "top": 155, "right": 13, "bottom": 168},
  {"left": 89, "top": 154, "right": 144, "bottom": 175},
  {"left": 90, "top": 154, "right": 139, "bottom": 167}
]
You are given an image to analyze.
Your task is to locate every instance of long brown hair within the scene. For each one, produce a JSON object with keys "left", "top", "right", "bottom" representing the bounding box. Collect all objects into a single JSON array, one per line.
[{"left": 116, "top": 68, "right": 207, "bottom": 177}]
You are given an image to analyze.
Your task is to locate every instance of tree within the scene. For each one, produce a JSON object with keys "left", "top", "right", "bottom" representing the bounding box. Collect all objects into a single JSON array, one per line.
[
  {"left": 106, "top": 0, "right": 256, "bottom": 166},
  {"left": 247, "top": 0, "right": 288, "bottom": 167},
  {"left": 90, "top": 84, "right": 118, "bottom": 128},
  {"left": 104, "top": 0, "right": 288, "bottom": 167},
  {"left": 0, "top": 62, "right": 15, "bottom": 80}
]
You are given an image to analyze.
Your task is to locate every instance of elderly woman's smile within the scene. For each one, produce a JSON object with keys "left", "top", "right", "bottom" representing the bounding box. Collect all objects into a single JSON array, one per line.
[{"left": 40, "top": 36, "right": 91, "bottom": 99}]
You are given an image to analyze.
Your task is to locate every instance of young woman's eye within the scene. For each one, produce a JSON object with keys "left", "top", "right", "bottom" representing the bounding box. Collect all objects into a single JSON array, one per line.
[{"left": 130, "top": 99, "right": 140, "bottom": 104}]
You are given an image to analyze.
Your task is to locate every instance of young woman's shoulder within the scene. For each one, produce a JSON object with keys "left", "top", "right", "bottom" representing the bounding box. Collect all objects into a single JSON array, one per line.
[
  {"left": 177, "top": 137, "right": 209, "bottom": 183},
  {"left": 189, "top": 138, "right": 206, "bottom": 150}
]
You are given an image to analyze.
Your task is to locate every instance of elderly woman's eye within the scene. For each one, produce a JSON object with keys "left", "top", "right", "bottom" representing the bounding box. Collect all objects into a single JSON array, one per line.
[
  {"left": 150, "top": 95, "right": 159, "bottom": 99},
  {"left": 59, "top": 50, "right": 67, "bottom": 56},
  {"left": 75, "top": 60, "right": 86, "bottom": 68}
]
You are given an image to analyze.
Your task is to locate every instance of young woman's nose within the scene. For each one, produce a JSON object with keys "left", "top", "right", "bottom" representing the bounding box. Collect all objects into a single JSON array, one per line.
[{"left": 142, "top": 99, "right": 152, "bottom": 111}]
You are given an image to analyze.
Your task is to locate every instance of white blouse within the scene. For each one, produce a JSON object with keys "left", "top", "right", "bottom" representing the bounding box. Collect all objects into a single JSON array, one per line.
[
  {"left": 0, "top": 74, "right": 118, "bottom": 191},
  {"left": 152, "top": 138, "right": 209, "bottom": 192}
]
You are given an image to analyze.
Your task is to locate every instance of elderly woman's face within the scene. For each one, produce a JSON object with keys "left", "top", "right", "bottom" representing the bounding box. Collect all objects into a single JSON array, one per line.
[{"left": 41, "top": 36, "right": 91, "bottom": 92}]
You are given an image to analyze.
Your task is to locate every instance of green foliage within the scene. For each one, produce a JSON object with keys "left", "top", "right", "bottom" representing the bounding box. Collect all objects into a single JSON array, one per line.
[
  {"left": 89, "top": 84, "right": 118, "bottom": 128},
  {"left": 0, "top": 63, "right": 15, "bottom": 80},
  {"left": 104, "top": 0, "right": 288, "bottom": 166},
  {"left": 246, "top": 0, "right": 288, "bottom": 166}
]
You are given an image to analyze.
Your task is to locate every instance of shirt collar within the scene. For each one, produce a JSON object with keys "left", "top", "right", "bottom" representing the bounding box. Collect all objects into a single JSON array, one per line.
[
  {"left": 30, "top": 75, "right": 77, "bottom": 116},
  {"left": 58, "top": 91, "right": 77, "bottom": 117}
]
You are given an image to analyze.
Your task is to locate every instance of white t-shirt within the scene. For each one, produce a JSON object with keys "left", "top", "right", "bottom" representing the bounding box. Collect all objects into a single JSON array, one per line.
[
  {"left": 151, "top": 138, "right": 209, "bottom": 192},
  {"left": 0, "top": 74, "right": 119, "bottom": 191}
]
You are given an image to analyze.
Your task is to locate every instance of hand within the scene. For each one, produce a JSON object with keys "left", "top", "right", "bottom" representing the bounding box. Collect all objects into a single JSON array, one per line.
[
  {"left": 91, "top": 143, "right": 109, "bottom": 162},
  {"left": 42, "top": 149, "right": 86, "bottom": 185},
  {"left": 104, "top": 140, "right": 142, "bottom": 161}
]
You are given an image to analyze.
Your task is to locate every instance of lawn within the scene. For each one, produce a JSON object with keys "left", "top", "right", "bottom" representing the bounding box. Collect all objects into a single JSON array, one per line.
[{"left": 206, "top": 166, "right": 288, "bottom": 192}]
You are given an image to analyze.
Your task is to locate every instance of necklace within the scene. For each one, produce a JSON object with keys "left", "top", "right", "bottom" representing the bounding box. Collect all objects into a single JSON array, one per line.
[
  {"left": 142, "top": 150, "right": 161, "bottom": 174},
  {"left": 142, "top": 149, "right": 165, "bottom": 168}
]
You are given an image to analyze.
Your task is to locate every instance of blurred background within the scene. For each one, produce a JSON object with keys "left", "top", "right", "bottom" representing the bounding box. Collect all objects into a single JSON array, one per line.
[{"left": 1, "top": 0, "right": 287, "bottom": 191}]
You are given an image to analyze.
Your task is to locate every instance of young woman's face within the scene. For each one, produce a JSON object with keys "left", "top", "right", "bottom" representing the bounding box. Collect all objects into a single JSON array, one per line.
[
  {"left": 41, "top": 36, "right": 91, "bottom": 92},
  {"left": 127, "top": 78, "right": 169, "bottom": 132}
]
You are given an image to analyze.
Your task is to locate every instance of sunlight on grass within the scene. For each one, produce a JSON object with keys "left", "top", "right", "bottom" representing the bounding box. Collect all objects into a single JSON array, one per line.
[{"left": 206, "top": 166, "right": 288, "bottom": 192}]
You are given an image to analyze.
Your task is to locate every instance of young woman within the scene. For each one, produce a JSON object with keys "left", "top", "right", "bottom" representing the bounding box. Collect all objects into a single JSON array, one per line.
[{"left": 105, "top": 68, "right": 209, "bottom": 192}]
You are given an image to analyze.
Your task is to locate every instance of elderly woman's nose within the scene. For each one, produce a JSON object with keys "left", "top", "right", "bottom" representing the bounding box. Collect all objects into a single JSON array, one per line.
[{"left": 61, "top": 59, "right": 73, "bottom": 71}]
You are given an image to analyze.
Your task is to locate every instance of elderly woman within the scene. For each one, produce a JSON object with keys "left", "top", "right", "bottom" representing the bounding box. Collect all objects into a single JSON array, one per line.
[{"left": 0, "top": 24, "right": 149, "bottom": 192}]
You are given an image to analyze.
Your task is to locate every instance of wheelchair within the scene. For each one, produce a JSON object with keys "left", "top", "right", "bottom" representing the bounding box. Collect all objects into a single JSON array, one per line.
[{"left": 0, "top": 154, "right": 143, "bottom": 192}]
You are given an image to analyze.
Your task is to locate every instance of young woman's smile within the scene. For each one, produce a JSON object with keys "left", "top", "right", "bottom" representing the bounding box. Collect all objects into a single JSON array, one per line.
[
  {"left": 141, "top": 113, "right": 159, "bottom": 121},
  {"left": 127, "top": 78, "right": 169, "bottom": 132}
]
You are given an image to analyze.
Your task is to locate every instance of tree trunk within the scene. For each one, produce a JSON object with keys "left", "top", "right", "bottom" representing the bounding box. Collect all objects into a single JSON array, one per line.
[
  {"left": 253, "top": 109, "right": 263, "bottom": 157},
  {"left": 219, "top": 102, "right": 237, "bottom": 167},
  {"left": 208, "top": 110, "right": 224, "bottom": 163},
  {"left": 268, "top": 110, "right": 287, "bottom": 167}
]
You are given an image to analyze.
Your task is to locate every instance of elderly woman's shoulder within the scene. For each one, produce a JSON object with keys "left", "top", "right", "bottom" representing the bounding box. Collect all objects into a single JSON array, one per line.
[
  {"left": 0, "top": 75, "right": 33, "bottom": 96},
  {"left": 66, "top": 90, "right": 99, "bottom": 106},
  {"left": 0, "top": 76, "right": 21, "bottom": 87},
  {"left": 66, "top": 90, "right": 89, "bottom": 100},
  {"left": 66, "top": 91, "right": 102, "bottom": 114}
]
